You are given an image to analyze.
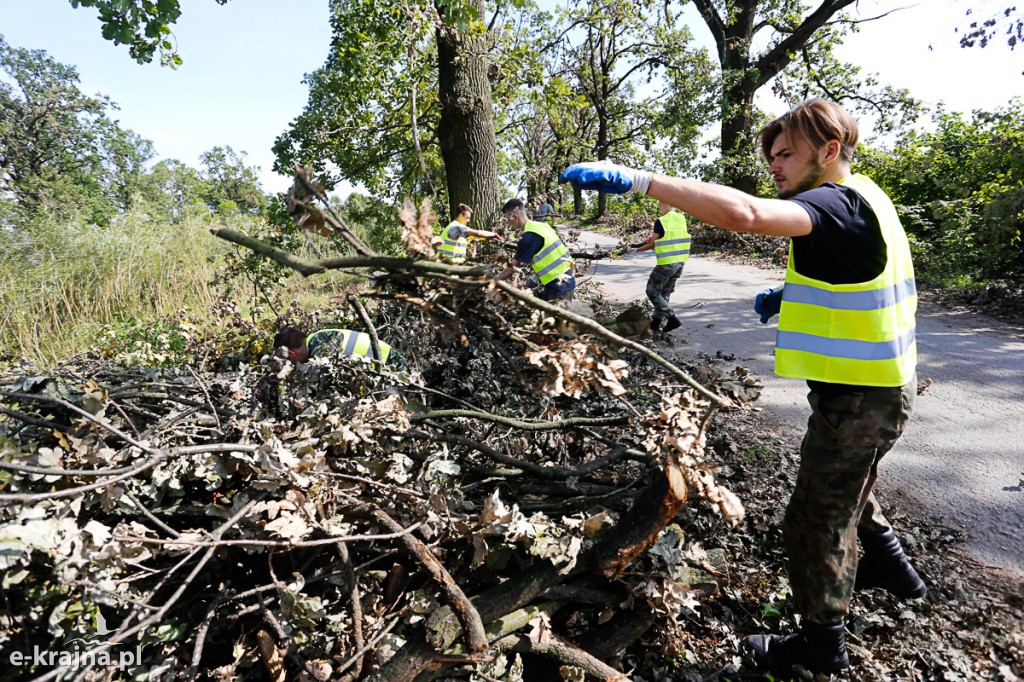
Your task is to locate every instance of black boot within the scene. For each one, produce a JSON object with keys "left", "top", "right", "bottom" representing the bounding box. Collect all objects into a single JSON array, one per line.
[
  {"left": 663, "top": 314, "right": 682, "bottom": 332},
  {"left": 856, "top": 527, "right": 927, "bottom": 599},
  {"left": 743, "top": 620, "right": 849, "bottom": 677},
  {"left": 650, "top": 315, "right": 664, "bottom": 332}
]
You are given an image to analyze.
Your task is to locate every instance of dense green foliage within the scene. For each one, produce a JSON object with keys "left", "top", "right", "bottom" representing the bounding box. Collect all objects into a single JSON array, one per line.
[{"left": 859, "top": 101, "right": 1024, "bottom": 289}]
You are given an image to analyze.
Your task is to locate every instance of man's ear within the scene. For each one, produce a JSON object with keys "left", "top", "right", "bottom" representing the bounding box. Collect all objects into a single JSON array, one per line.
[{"left": 821, "top": 140, "right": 842, "bottom": 165}]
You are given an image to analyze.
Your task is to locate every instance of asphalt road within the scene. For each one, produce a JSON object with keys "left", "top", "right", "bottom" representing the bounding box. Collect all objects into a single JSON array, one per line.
[{"left": 569, "top": 230, "right": 1024, "bottom": 581}]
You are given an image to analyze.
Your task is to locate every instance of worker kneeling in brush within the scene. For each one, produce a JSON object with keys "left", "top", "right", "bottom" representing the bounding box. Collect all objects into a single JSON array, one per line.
[{"left": 273, "top": 327, "right": 403, "bottom": 369}]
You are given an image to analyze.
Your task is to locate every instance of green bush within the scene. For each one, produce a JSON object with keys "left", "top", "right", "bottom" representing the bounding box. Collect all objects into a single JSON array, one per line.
[{"left": 859, "top": 101, "right": 1024, "bottom": 288}]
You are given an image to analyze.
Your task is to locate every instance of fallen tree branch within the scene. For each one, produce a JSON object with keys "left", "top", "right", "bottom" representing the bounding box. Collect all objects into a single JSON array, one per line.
[
  {"left": 373, "top": 463, "right": 689, "bottom": 680},
  {"left": 348, "top": 293, "right": 384, "bottom": 365},
  {"left": 366, "top": 507, "right": 488, "bottom": 654},
  {"left": 492, "top": 632, "right": 628, "bottom": 681},
  {"left": 412, "top": 409, "right": 628, "bottom": 431},
  {"left": 209, "top": 227, "right": 722, "bottom": 406}
]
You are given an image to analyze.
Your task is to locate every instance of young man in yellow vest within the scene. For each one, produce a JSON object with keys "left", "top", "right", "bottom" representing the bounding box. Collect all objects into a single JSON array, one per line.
[
  {"left": 560, "top": 99, "right": 924, "bottom": 678},
  {"left": 495, "top": 197, "right": 576, "bottom": 301},
  {"left": 634, "top": 201, "right": 690, "bottom": 332},
  {"left": 437, "top": 203, "right": 502, "bottom": 264}
]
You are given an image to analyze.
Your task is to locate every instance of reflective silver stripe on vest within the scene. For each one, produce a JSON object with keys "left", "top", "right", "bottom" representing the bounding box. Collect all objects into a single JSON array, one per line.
[
  {"left": 343, "top": 332, "right": 360, "bottom": 357},
  {"left": 776, "top": 327, "right": 916, "bottom": 361},
  {"left": 785, "top": 278, "right": 917, "bottom": 311},
  {"left": 535, "top": 256, "right": 569, "bottom": 279},
  {"left": 656, "top": 238, "right": 690, "bottom": 259},
  {"left": 442, "top": 239, "right": 460, "bottom": 246},
  {"left": 531, "top": 240, "right": 563, "bottom": 265}
]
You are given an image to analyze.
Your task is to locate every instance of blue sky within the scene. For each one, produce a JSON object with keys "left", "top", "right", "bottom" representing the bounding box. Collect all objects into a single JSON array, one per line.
[
  {"left": 0, "top": 0, "right": 332, "bottom": 194},
  {"left": 0, "top": 0, "right": 1021, "bottom": 195}
]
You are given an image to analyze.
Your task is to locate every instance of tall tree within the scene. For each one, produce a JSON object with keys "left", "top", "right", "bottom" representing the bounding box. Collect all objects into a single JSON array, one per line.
[
  {"left": 436, "top": 0, "right": 500, "bottom": 223},
  {"left": 556, "top": 0, "right": 696, "bottom": 216},
  {"left": 685, "top": 0, "right": 919, "bottom": 194},
  {"left": 488, "top": 4, "right": 593, "bottom": 208},
  {"left": 274, "top": 0, "right": 499, "bottom": 227},
  {"left": 197, "top": 146, "right": 267, "bottom": 215},
  {"left": 0, "top": 36, "right": 152, "bottom": 222}
]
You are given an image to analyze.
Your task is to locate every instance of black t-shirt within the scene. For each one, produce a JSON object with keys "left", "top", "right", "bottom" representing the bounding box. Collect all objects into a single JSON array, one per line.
[
  {"left": 788, "top": 183, "right": 886, "bottom": 284},
  {"left": 788, "top": 182, "right": 890, "bottom": 395},
  {"left": 653, "top": 218, "right": 665, "bottom": 239}
]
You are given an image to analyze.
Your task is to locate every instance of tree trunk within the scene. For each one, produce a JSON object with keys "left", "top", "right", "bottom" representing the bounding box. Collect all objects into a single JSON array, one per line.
[
  {"left": 691, "top": 0, "right": 857, "bottom": 195},
  {"left": 436, "top": 1, "right": 499, "bottom": 228},
  {"left": 718, "top": 1, "right": 758, "bottom": 194},
  {"left": 720, "top": 77, "right": 759, "bottom": 195}
]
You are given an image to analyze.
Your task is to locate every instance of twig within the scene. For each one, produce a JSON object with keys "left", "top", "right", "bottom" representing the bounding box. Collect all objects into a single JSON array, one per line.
[
  {"left": 335, "top": 615, "right": 401, "bottom": 677},
  {"left": 184, "top": 593, "right": 227, "bottom": 680},
  {"left": 0, "top": 390, "right": 160, "bottom": 454},
  {"left": 122, "top": 486, "right": 181, "bottom": 538},
  {"left": 114, "top": 522, "right": 424, "bottom": 548},
  {"left": 0, "top": 453, "right": 165, "bottom": 504},
  {"left": 348, "top": 294, "right": 383, "bottom": 365},
  {"left": 336, "top": 541, "right": 365, "bottom": 682},
  {"left": 0, "top": 404, "right": 66, "bottom": 430},
  {"left": 412, "top": 409, "right": 629, "bottom": 431},
  {"left": 290, "top": 164, "right": 376, "bottom": 257},
  {"left": 403, "top": 429, "right": 590, "bottom": 481},
  {"left": 492, "top": 280, "right": 724, "bottom": 405},
  {"left": 186, "top": 366, "right": 223, "bottom": 434}
]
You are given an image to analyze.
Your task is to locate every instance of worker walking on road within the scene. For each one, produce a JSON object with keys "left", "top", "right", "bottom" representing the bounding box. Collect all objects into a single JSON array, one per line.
[
  {"left": 437, "top": 203, "right": 502, "bottom": 264},
  {"left": 496, "top": 197, "right": 576, "bottom": 302},
  {"left": 532, "top": 196, "right": 556, "bottom": 224},
  {"left": 560, "top": 98, "right": 925, "bottom": 680},
  {"left": 634, "top": 201, "right": 690, "bottom": 333}
]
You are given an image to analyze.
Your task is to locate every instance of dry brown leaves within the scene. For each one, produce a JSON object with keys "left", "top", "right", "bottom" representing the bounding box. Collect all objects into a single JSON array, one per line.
[
  {"left": 399, "top": 196, "right": 437, "bottom": 259},
  {"left": 524, "top": 337, "right": 629, "bottom": 398},
  {"left": 643, "top": 392, "right": 745, "bottom": 527},
  {"left": 282, "top": 165, "right": 332, "bottom": 237}
]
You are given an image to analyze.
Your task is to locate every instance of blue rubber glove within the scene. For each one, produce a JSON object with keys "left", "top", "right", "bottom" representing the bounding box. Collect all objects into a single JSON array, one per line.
[
  {"left": 754, "top": 285, "right": 785, "bottom": 324},
  {"left": 558, "top": 161, "right": 652, "bottom": 195}
]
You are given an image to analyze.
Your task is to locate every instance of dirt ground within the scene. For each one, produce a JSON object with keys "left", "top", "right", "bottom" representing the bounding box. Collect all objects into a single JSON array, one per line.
[{"left": 606, "top": 328, "right": 1024, "bottom": 681}]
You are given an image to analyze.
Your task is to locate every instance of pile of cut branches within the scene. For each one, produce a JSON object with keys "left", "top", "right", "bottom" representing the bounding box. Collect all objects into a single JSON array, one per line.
[{"left": 0, "top": 180, "right": 759, "bottom": 681}]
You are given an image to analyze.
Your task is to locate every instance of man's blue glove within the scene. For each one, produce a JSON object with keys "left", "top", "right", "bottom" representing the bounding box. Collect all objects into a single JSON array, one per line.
[
  {"left": 754, "top": 285, "right": 785, "bottom": 324},
  {"left": 558, "top": 161, "right": 652, "bottom": 195}
]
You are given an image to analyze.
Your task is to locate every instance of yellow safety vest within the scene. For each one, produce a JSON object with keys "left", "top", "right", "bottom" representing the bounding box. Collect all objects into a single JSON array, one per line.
[
  {"left": 307, "top": 329, "right": 392, "bottom": 364},
  {"left": 655, "top": 211, "right": 691, "bottom": 265},
  {"left": 437, "top": 221, "right": 468, "bottom": 264},
  {"left": 523, "top": 220, "right": 573, "bottom": 285},
  {"left": 775, "top": 174, "right": 917, "bottom": 387}
]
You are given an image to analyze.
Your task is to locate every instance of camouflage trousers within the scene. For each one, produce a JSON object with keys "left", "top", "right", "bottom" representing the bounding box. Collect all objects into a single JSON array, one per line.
[
  {"left": 783, "top": 375, "right": 916, "bottom": 624},
  {"left": 646, "top": 263, "right": 684, "bottom": 316}
]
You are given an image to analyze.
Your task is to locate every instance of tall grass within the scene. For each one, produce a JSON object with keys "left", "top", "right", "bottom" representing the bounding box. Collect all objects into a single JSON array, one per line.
[{"left": 0, "top": 207, "right": 233, "bottom": 367}]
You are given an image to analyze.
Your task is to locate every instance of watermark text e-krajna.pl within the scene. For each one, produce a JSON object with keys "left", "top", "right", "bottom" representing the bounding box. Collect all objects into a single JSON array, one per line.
[{"left": 10, "top": 645, "right": 143, "bottom": 669}]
